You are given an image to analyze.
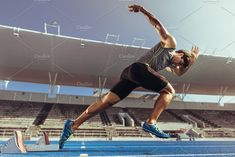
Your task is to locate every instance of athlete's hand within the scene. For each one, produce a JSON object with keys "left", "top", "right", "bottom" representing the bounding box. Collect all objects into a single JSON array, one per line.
[
  {"left": 191, "top": 46, "right": 199, "bottom": 59},
  {"left": 128, "top": 4, "right": 143, "bottom": 13}
]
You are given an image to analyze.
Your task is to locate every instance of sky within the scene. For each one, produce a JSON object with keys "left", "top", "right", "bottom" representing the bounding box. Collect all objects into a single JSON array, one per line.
[{"left": 0, "top": 0, "right": 235, "bottom": 104}]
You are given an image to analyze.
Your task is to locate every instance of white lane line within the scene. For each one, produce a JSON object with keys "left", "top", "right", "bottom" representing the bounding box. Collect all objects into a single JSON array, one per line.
[
  {"left": 91, "top": 153, "right": 235, "bottom": 157},
  {"left": 80, "top": 145, "right": 235, "bottom": 148}
]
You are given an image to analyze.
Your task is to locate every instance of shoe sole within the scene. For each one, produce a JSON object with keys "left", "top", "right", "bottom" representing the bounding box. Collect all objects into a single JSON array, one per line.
[{"left": 142, "top": 127, "right": 169, "bottom": 138}]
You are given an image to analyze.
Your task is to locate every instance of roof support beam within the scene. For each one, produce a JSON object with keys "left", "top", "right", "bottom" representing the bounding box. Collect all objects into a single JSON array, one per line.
[
  {"left": 98, "top": 76, "right": 107, "bottom": 99},
  {"left": 48, "top": 72, "right": 58, "bottom": 98},
  {"left": 218, "top": 86, "right": 228, "bottom": 106},
  {"left": 181, "top": 83, "right": 191, "bottom": 101},
  {"left": 0, "top": 80, "right": 10, "bottom": 90}
]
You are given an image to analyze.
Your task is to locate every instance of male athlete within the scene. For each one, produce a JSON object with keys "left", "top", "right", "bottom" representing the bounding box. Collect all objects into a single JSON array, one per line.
[{"left": 59, "top": 4, "right": 199, "bottom": 149}]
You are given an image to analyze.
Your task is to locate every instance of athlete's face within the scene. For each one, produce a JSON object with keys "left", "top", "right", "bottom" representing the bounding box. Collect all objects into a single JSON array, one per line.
[{"left": 172, "top": 52, "right": 185, "bottom": 66}]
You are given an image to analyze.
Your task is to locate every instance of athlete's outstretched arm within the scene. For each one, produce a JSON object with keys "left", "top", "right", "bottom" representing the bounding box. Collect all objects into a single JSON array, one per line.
[{"left": 128, "top": 4, "right": 176, "bottom": 48}]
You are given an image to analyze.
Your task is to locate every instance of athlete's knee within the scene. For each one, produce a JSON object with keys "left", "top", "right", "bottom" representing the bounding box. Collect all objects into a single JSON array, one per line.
[
  {"left": 84, "top": 93, "right": 120, "bottom": 116},
  {"left": 160, "top": 83, "right": 175, "bottom": 97},
  {"left": 101, "top": 92, "right": 120, "bottom": 106}
]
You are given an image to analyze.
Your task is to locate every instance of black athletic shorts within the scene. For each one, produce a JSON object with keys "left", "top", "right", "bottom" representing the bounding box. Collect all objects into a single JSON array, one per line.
[{"left": 110, "top": 62, "right": 168, "bottom": 100}]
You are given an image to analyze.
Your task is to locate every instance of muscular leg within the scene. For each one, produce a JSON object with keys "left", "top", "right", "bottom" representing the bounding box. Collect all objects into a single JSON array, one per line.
[
  {"left": 147, "top": 83, "right": 175, "bottom": 124},
  {"left": 72, "top": 92, "right": 120, "bottom": 130},
  {"left": 59, "top": 79, "right": 133, "bottom": 149}
]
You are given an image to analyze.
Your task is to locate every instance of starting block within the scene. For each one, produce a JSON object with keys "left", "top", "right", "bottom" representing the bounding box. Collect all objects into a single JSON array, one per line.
[
  {"left": 0, "top": 130, "right": 59, "bottom": 153},
  {"left": 0, "top": 130, "right": 27, "bottom": 153}
]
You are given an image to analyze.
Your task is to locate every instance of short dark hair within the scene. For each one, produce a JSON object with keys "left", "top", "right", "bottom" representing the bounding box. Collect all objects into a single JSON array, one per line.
[{"left": 175, "top": 49, "right": 190, "bottom": 68}]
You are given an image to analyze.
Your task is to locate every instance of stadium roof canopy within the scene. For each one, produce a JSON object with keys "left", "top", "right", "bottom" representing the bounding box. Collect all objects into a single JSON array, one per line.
[{"left": 0, "top": 25, "right": 234, "bottom": 95}]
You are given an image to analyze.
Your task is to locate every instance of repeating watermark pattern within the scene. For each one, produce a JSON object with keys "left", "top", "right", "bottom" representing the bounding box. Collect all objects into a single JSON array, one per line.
[
  {"left": 119, "top": 0, "right": 139, "bottom": 2},
  {"left": 15, "top": 36, "right": 41, "bottom": 55},
  {"left": 34, "top": 54, "right": 51, "bottom": 60},
  {"left": 53, "top": 39, "right": 70, "bottom": 51},
  {"left": 119, "top": 53, "right": 136, "bottom": 60},
  {"left": 203, "top": 0, "right": 220, "bottom": 4},
  {"left": 100, "top": 62, "right": 118, "bottom": 76},
  {"left": 221, "top": 6, "right": 235, "bottom": 17},
  {"left": 93, "top": 4, "right": 121, "bottom": 23},
  {"left": 52, "top": 63, "right": 75, "bottom": 78},
  {"left": 221, "top": 41, "right": 235, "bottom": 51},
  {"left": 178, "top": 34, "right": 197, "bottom": 46},
  {"left": 3, "top": 0, "right": 235, "bottom": 88},
  {"left": 76, "top": 25, "right": 93, "bottom": 31},
  {"left": 33, "top": 0, "right": 51, "bottom": 3},
  {"left": 10, "top": 5, "right": 34, "bottom": 22},
  {"left": 76, "top": 81, "right": 93, "bottom": 86},
  {"left": 6, "top": 27, "right": 74, "bottom": 80},
  {"left": 6, "top": 60, "right": 36, "bottom": 81},
  {"left": 179, "top": 6, "right": 203, "bottom": 23},
  {"left": 211, "top": 48, "right": 217, "bottom": 55},
  {"left": 49, "top": 4, "right": 78, "bottom": 24}
]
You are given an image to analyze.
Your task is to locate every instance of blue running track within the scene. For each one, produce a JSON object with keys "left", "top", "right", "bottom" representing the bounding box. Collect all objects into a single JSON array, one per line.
[{"left": 1, "top": 140, "right": 235, "bottom": 157}]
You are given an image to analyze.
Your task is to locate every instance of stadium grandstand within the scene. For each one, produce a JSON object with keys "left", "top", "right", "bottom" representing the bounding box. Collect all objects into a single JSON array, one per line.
[{"left": 1, "top": 90, "right": 235, "bottom": 140}]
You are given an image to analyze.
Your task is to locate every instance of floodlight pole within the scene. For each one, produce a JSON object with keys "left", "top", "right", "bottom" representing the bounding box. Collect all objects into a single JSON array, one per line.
[
  {"left": 131, "top": 37, "right": 146, "bottom": 47},
  {"left": 105, "top": 33, "right": 119, "bottom": 44},
  {"left": 44, "top": 22, "right": 60, "bottom": 35}
]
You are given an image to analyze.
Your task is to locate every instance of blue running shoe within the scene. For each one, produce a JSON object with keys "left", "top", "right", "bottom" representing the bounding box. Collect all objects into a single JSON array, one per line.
[
  {"left": 142, "top": 122, "right": 170, "bottom": 138},
  {"left": 59, "top": 119, "right": 74, "bottom": 149}
]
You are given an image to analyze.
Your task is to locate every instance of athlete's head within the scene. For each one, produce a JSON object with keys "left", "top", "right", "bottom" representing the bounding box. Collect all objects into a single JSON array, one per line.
[{"left": 172, "top": 49, "right": 190, "bottom": 68}]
